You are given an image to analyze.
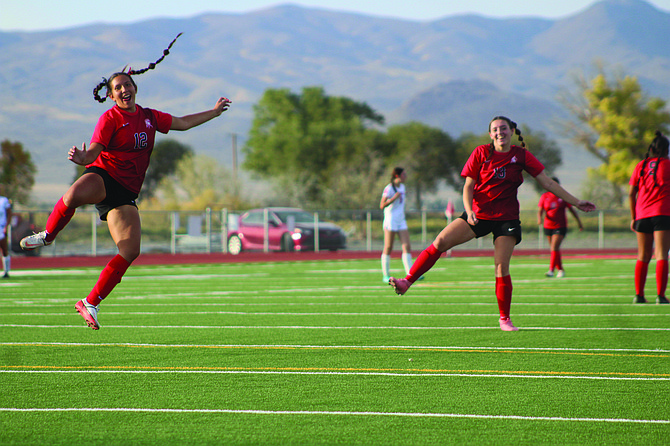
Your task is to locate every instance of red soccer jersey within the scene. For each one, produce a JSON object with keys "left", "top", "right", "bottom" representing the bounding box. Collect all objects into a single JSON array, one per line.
[
  {"left": 538, "top": 192, "right": 571, "bottom": 229},
  {"left": 461, "top": 144, "right": 545, "bottom": 220},
  {"left": 629, "top": 156, "right": 670, "bottom": 219},
  {"left": 88, "top": 104, "right": 172, "bottom": 194}
]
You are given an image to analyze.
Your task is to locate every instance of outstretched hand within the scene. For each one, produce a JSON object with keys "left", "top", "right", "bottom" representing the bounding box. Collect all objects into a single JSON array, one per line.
[
  {"left": 576, "top": 200, "right": 596, "bottom": 212},
  {"left": 68, "top": 142, "right": 89, "bottom": 166},
  {"left": 213, "top": 97, "right": 232, "bottom": 116}
]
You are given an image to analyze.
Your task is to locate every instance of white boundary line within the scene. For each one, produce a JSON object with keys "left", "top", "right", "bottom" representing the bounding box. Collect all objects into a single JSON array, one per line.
[
  {"left": 3, "top": 311, "right": 669, "bottom": 317},
  {"left": 1, "top": 369, "right": 668, "bottom": 381},
  {"left": 1, "top": 324, "right": 669, "bottom": 330},
  {"left": 2, "top": 342, "right": 668, "bottom": 353},
  {"left": 0, "top": 407, "right": 667, "bottom": 424}
]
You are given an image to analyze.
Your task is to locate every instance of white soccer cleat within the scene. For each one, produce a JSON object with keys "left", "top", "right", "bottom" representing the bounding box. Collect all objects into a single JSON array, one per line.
[
  {"left": 75, "top": 299, "right": 100, "bottom": 330},
  {"left": 20, "top": 231, "right": 53, "bottom": 250},
  {"left": 556, "top": 270, "right": 565, "bottom": 278}
]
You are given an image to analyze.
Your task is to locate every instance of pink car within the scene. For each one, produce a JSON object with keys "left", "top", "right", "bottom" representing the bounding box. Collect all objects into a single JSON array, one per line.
[{"left": 227, "top": 207, "right": 347, "bottom": 255}]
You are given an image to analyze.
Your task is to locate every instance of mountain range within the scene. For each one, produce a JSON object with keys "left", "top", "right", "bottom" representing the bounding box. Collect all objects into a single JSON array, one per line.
[{"left": 1, "top": 0, "right": 669, "bottom": 201}]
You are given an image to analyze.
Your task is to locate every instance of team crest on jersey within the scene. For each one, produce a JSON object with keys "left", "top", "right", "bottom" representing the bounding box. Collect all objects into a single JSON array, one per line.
[
  {"left": 510, "top": 156, "right": 518, "bottom": 164},
  {"left": 145, "top": 119, "right": 153, "bottom": 129}
]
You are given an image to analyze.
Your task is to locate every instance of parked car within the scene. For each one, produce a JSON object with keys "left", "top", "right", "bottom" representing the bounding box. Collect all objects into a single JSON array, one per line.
[{"left": 227, "top": 207, "right": 347, "bottom": 255}]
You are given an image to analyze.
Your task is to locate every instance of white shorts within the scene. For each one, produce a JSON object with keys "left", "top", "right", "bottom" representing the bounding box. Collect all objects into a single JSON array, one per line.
[{"left": 383, "top": 217, "right": 408, "bottom": 232}]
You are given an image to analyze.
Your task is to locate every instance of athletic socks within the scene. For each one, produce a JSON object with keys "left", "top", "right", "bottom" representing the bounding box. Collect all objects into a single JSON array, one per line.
[
  {"left": 496, "top": 275, "right": 513, "bottom": 319},
  {"left": 401, "top": 253, "right": 413, "bottom": 275},
  {"left": 635, "top": 260, "right": 649, "bottom": 298},
  {"left": 406, "top": 244, "right": 442, "bottom": 283},
  {"left": 656, "top": 259, "right": 668, "bottom": 299},
  {"left": 2, "top": 256, "right": 9, "bottom": 275},
  {"left": 381, "top": 254, "right": 390, "bottom": 278},
  {"left": 44, "top": 198, "right": 76, "bottom": 243},
  {"left": 549, "top": 251, "right": 557, "bottom": 272},
  {"left": 86, "top": 254, "right": 132, "bottom": 306}
]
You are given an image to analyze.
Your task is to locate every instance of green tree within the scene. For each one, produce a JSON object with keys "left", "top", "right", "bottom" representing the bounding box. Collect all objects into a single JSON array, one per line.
[
  {"left": 0, "top": 140, "right": 36, "bottom": 204},
  {"left": 243, "top": 87, "right": 385, "bottom": 207},
  {"left": 141, "top": 139, "right": 194, "bottom": 200},
  {"left": 561, "top": 70, "right": 670, "bottom": 204},
  {"left": 386, "top": 122, "right": 462, "bottom": 209}
]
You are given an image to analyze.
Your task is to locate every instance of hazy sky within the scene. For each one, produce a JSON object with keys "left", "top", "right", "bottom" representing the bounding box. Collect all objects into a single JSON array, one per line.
[{"left": 3, "top": 0, "right": 670, "bottom": 31}]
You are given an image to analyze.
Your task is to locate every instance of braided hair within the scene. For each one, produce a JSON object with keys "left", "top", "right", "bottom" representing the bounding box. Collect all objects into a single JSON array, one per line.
[
  {"left": 390, "top": 167, "right": 404, "bottom": 193},
  {"left": 487, "top": 116, "right": 525, "bottom": 160},
  {"left": 640, "top": 131, "right": 670, "bottom": 186},
  {"left": 93, "top": 33, "right": 183, "bottom": 103}
]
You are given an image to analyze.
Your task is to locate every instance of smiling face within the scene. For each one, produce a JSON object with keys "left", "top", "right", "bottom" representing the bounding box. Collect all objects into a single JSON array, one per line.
[
  {"left": 107, "top": 73, "right": 137, "bottom": 112},
  {"left": 488, "top": 118, "right": 513, "bottom": 151}
]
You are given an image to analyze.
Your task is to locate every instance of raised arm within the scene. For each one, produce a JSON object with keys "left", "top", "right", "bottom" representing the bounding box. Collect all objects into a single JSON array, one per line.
[
  {"left": 535, "top": 171, "right": 595, "bottom": 212},
  {"left": 170, "top": 97, "right": 232, "bottom": 131}
]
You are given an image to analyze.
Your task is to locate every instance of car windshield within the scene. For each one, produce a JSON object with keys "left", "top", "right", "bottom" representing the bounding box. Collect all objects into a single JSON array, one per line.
[{"left": 273, "top": 210, "right": 314, "bottom": 224}]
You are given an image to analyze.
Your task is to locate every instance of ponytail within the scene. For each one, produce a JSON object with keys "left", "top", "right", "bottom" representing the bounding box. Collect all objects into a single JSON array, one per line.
[{"left": 93, "top": 33, "right": 183, "bottom": 103}]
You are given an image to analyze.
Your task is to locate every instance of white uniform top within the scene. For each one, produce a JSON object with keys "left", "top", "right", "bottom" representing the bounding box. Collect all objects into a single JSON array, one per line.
[
  {"left": 382, "top": 183, "right": 407, "bottom": 231},
  {"left": 0, "top": 196, "right": 10, "bottom": 240}
]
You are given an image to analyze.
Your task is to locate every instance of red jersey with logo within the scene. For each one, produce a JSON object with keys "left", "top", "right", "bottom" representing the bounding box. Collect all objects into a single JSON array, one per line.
[
  {"left": 88, "top": 104, "right": 172, "bottom": 194},
  {"left": 629, "top": 156, "right": 670, "bottom": 219},
  {"left": 461, "top": 144, "right": 544, "bottom": 220},
  {"left": 538, "top": 192, "right": 571, "bottom": 229}
]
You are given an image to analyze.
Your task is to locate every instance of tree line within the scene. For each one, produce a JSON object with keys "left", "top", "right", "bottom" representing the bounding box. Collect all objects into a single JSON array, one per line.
[{"left": 3, "top": 69, "right": 669, "bottom": 210}]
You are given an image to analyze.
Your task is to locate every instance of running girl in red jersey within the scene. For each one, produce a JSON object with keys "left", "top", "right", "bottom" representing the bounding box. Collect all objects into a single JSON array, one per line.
[
  {"left": 629, "top": 131, "right": 670, "bottom": 305},
  {"left": 537, "top": 177, "right": 583, "bottom": 278},
  {"left": 20, "top": 34, "right": 232, "bottom": 329},
  {"left": 389, "top": 116, "right": 596, "bottom": 331}
]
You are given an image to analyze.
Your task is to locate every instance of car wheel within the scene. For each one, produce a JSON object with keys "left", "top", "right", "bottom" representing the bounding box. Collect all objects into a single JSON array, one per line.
[
  {"left": 227, "top": 235, "right": 242, "bottom": 255},
  {"left": 281, "top": 233, "right": 294, "bottom": 252}
]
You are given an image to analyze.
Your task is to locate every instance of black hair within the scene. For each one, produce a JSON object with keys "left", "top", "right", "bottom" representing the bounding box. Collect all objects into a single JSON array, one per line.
[
  {"left": 93, "top": 33, "right": 183, "bottom": 103},
  {"left": 487, "top": 116, "right": 525, "bottom": 160},
  {"left": 640, "top": 131, "right": 670, "bottom": 187},
  {"left": 390, "top": 167, "right": 404, "bottom": 193}
]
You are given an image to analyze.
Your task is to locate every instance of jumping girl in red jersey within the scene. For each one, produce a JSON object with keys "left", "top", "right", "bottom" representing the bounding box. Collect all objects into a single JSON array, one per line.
[
  {"left": 20, "top": 34, "right": 232, "bottom": 329},
  {"left": 389, "top": 116, "right": 596, "bottom": 331},
  {"left": 629, "top": 131, "right": 670, "bottom": 304}
]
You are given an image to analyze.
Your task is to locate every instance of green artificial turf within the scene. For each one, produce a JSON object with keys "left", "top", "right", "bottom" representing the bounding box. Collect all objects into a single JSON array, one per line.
[{"left": 1, "top": 255, "right": 668, "bottom": 445}]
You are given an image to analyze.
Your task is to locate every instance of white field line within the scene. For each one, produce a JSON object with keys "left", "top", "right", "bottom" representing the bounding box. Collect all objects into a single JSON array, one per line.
[
  {"left": 0, "top": 301, "right": 656, "bottom": 307},
  {"left": 3, "top": 311, "right": 669, "bottom": 317},
  {"left": 0, "top": 407, "right": 667, "bottom": 424},
  {"left": 1, "top": 369, "right": 669, "bottom": 381},
  {"left": 3, "top": 342, "right": 668, "bottom": 354},
  {"left": 1, "top": 324, "right": 669, "bottom": 331}
]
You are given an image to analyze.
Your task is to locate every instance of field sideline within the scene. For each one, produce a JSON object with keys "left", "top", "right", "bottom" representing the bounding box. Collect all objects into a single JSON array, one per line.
[{"left": 1, "top": 252, "right": 668, "bottom": 445}]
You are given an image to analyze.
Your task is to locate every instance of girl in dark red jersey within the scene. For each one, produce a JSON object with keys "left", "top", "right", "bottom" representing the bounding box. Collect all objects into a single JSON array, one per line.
[
  {"left": 389, "top": 116, "right": 596, "bottom": 331},
  {"left": 20, "top": 34, "right": 232, "bottom": 329},
  {"left": 537, "top": 177, "right": 584, "bottom": 278},
  {"left": 628, "top": 131, "right": 670, "bottom": 304}
]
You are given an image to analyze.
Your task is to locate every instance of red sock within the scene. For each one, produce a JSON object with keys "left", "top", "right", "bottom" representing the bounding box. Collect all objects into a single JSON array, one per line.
[
  {"left": 549, "top": 251, "right": 558, "bottom": 271},
  {"left": 555, "top": 251, "right": 562, "bottom": 270},
  {"left": 496, "top": 275, "right": 513, "bottom": 319},
  {"left": 407, "top": 244, "right": 443, "bottom": 283},
  {"left": 656, "top": 259, "right": 668, "bottom": 298},
  {"left": 86, "top": 255, "right": 132, "bottom": 306},
  {"left": 45, "top": 198, "right": 76, "bottom": 242},
  {"left": 635, "top": 260, "right": 649, "bottom": 297}
]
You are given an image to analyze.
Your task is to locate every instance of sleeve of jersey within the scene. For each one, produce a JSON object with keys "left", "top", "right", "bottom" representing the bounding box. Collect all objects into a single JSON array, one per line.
[
  {"left": 524, "top": 150, "right": 545, "bottom": 177},
  {"left": 461, "top": 146, "right": 484, "bottom": 180},
  {"left": 90, "top": 111, "right": 115, "bottom": 147},
  {"left": 152, "top": 109, "right": 173, "bottom": 134},
  {"left": 629, "top": 162, "right": 642, "bottom": 186}
]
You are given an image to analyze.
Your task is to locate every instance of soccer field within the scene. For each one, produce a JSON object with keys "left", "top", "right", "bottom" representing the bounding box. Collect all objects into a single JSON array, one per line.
[{"left": 1, "top": 255, "right": 668, "bottom": 445}]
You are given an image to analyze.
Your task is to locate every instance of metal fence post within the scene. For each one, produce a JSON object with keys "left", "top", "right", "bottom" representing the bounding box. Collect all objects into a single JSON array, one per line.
[
  {"left": 314, "top": 212, "right": 320, "bottom": 252},
  {"left": 421, "top": 209, "right": 427, "bottom": 246},
  {"left": 263, "top": 208, "right": 269, "bottom": 253},
  {"left": 221, "top": 208, "right": 228, "bottom": 254},
  {"left": 206, "top": 207, "right": 212, "bottom": 253},
  {"left": 170, "top": 211, "right": 177, "bottom": 255},
  {"left": 366, "top": 211, "right": 372, "bottom": 252},
  {"left": 599, "top": 210, "right": 604, "bottom": 249}
]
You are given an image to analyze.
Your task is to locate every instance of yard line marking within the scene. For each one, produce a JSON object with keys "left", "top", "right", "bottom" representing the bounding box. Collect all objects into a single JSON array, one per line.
[
  {"left": 1, "top": 368, "right": 669, "bottom": 380},
  {"left": 3, "top": 311, "right": 668, "bottom": 317},
  {"left": 0, "top": 408, "right": 667, "bottom": 424},
  {"left": 0, "top": 301, "right": 652, "bottom": 307},
  {"left": 2, "top": 324, "right": 670, "bottom": 331},
  {"left": 3, "top": 342, "right": 669, "bottom": 354}
]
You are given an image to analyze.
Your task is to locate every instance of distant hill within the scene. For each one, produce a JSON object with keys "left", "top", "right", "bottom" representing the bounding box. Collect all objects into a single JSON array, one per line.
[{"left": 0, "top": 0, "right": 668, "bottom": 200}]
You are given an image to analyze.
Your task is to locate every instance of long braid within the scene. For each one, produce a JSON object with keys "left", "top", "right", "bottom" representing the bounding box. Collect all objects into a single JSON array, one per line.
[{"left": 93, "top": 33, "right": 183, "bottom": 103}]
